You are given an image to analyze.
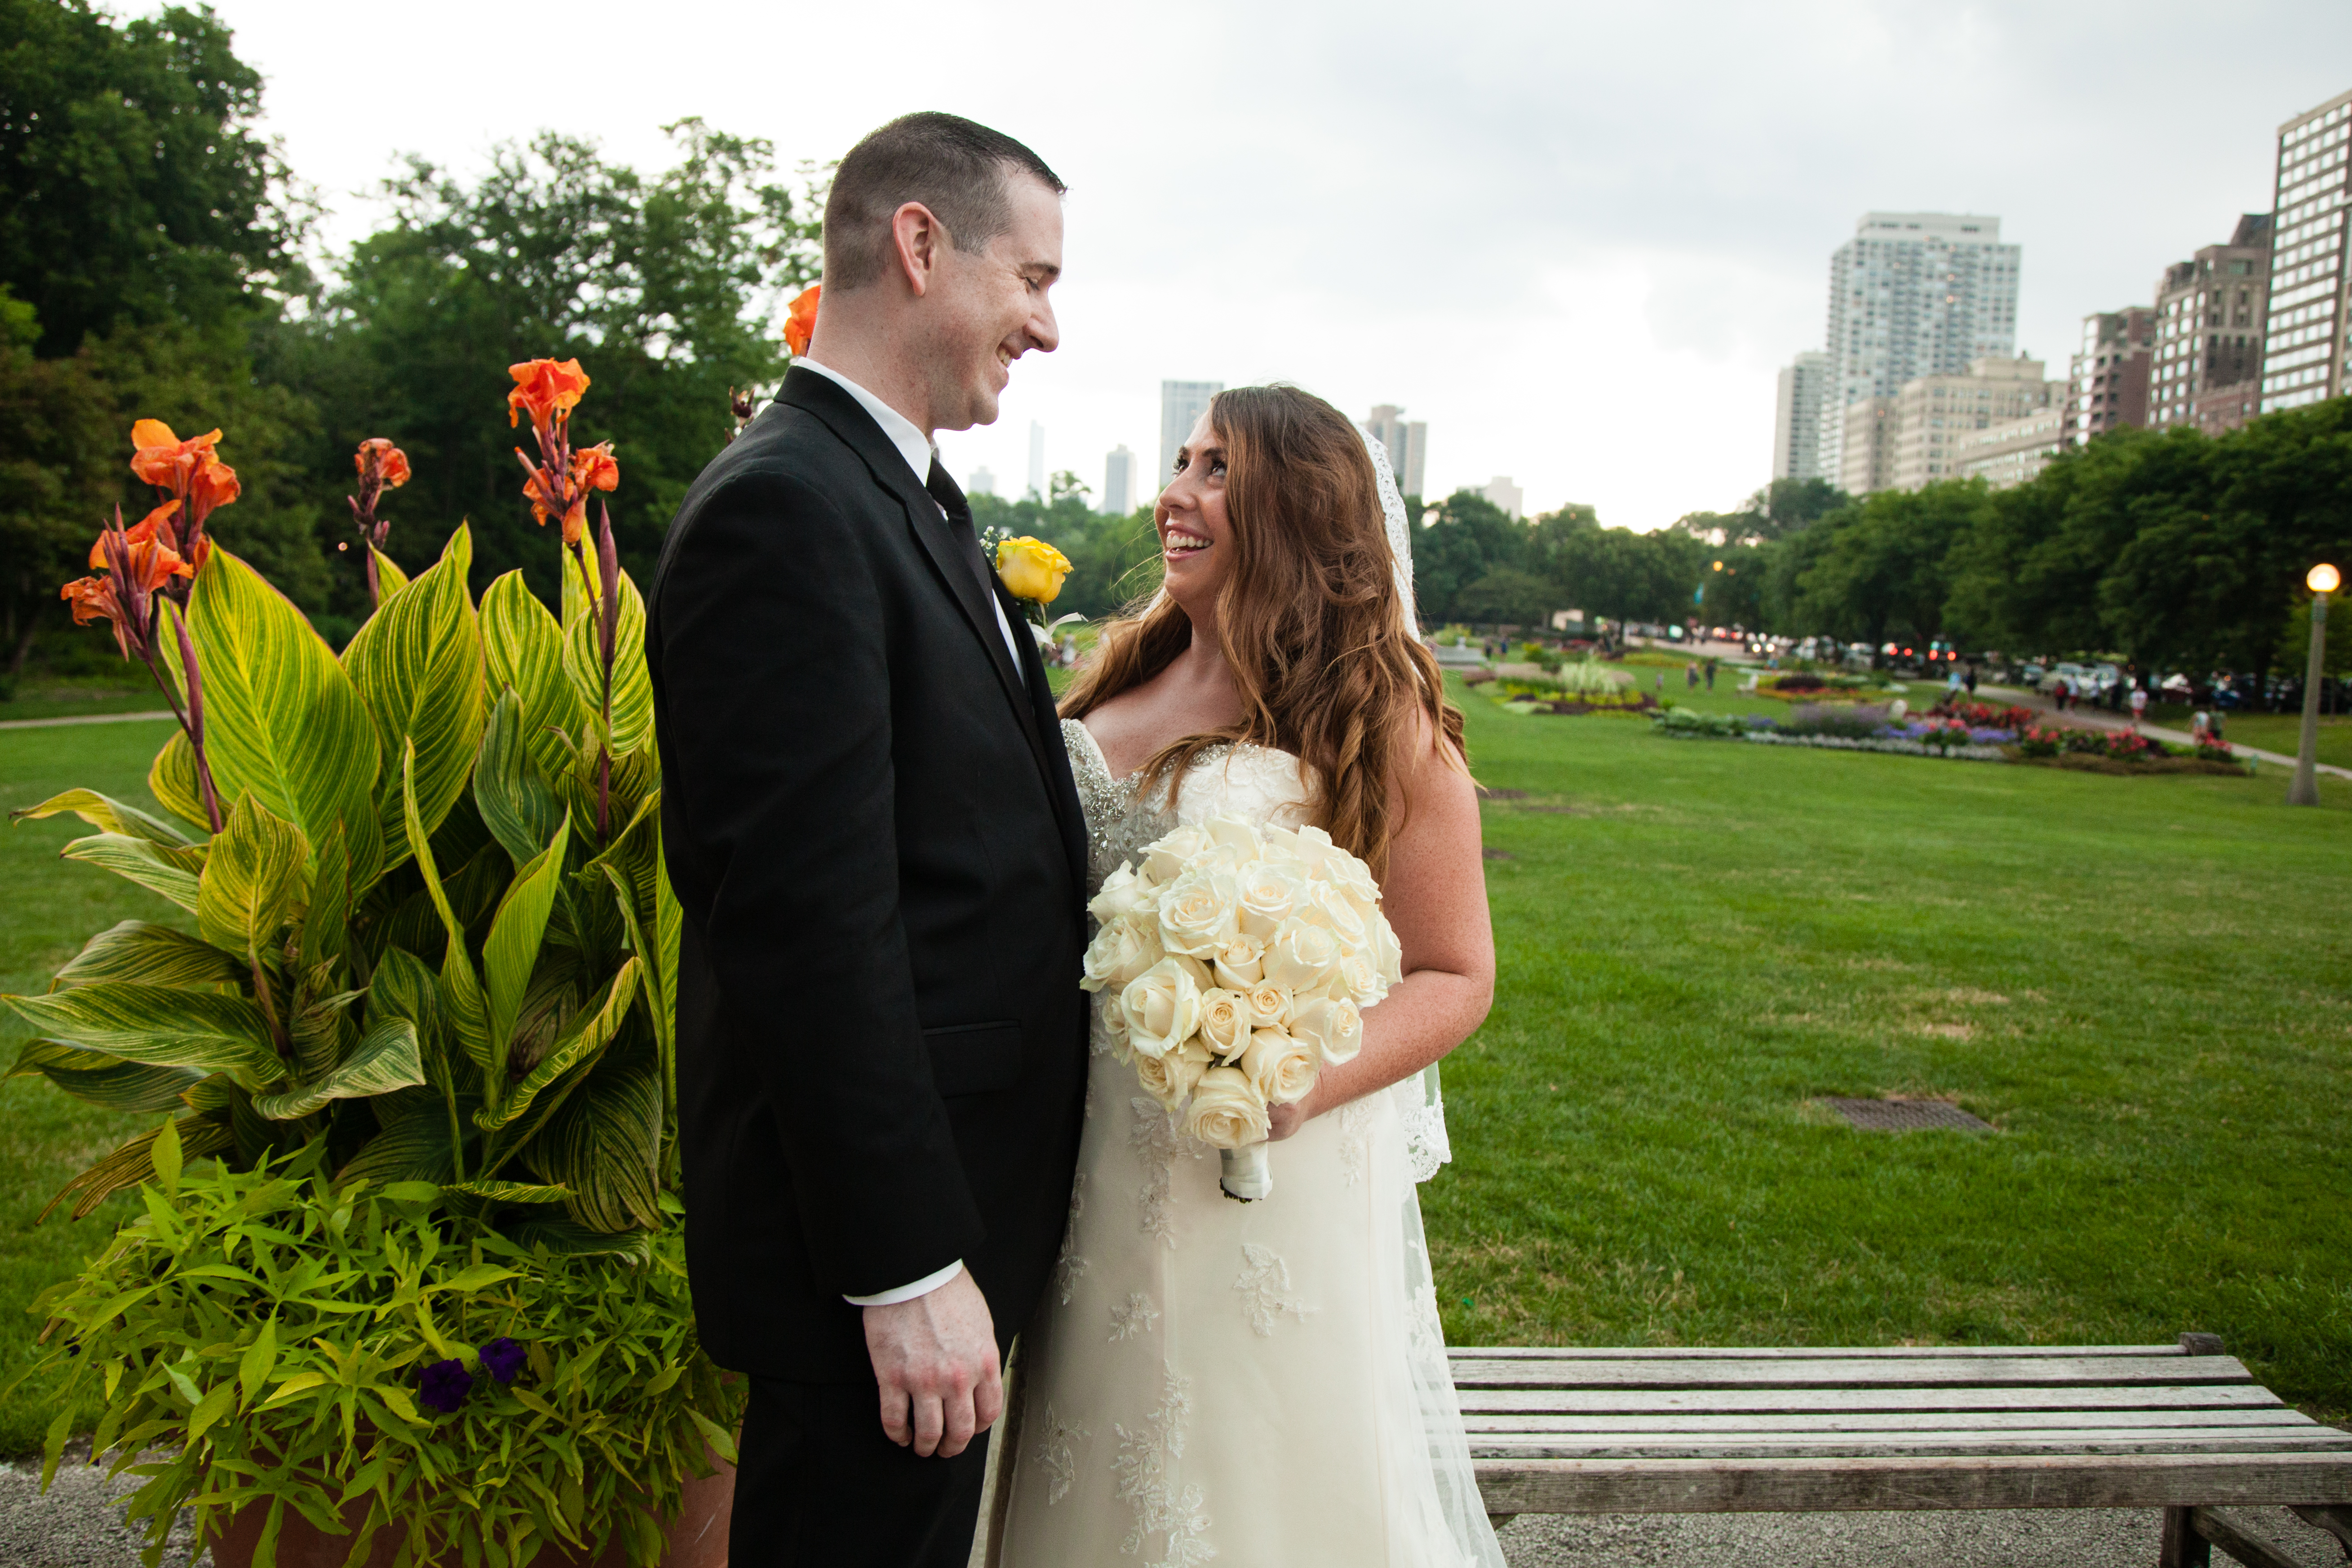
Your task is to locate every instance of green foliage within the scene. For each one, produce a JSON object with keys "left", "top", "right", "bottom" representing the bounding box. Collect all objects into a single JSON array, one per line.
[
  {"left": 7, "top": 516, "right": 675, "bottom": 1240},
  {"left": 1789, "top": 481, "right": 1989, "bottom": 652},
  {"left": 970, "top": 493, "right": 1162, "bottom": 620},
  {"left": 28, "top": 1154, "right": 738, "bottom": 1567}
]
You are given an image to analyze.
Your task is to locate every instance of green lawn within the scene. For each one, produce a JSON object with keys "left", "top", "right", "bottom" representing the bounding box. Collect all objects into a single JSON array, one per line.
[
  {"left": 0, "top": 683, "right": 2347, "bottom": 1456},
  {"left": 1430, "top": 677, "right": 2351, "bottom": 1418},
  {"left": 0, "top": 722, "right": 177, "bottom": 1454}
]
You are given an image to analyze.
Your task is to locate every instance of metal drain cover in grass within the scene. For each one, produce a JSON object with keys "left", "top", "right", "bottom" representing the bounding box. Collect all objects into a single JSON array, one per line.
[{"left": 1825, "top": 1097, "right": 1993, "bottom": 1133}]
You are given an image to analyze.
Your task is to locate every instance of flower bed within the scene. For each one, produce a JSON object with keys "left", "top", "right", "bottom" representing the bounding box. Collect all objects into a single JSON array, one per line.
[
  {"left": 1652, "top": 704, "right": 2009, "bottom": 762},
  {"left": 1753, "top": 672, "right": 1896, "bottom": 703},
  {"left": 1496, "top": 681, "right": 1657, "bottom": 717},
  {"left": 2011, "top": 724, "right": 2250, "bottom": 775}
]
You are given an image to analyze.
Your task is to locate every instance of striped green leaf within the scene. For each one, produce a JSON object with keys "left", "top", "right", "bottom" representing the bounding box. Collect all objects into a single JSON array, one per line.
[
  {"left": 250, "top": 1018, "right": 424, "bottom": 1120},
  {"left": 562, "top": 568, "right": 653, "bottom": 756},
  {"left": 443, "top": 1179, "right": 571, "bottom": 1204},
  {"left": 196, "top": 795, "right": 311, "bottom": 966},
  {"left": 370, "top": 549, "right": 409, "bottom": 599},
  {"left": 482, "top": 571, "right": 588, "bottom": 785},
  {"left": 43, "top": 1113, "right": 235, "bottom": 1221},
  {"left": 345, "top": 525, "right": 487, "bottom": 868},
  {"left": 337, "top": 1090, "right": 464, "bottom": 1186},
  {"left": 530, "top": 1049, "right": 661, "bottom": 1233},
  {"left": 60, "top": 833, "right": 205, "bottom": 913},
  {"left": 474, "top": 690, "right": 564, "bottom": 867},
  {"left": 482, "top": 810, "right": 572, "bottom": 1090},
  {"left": 506, "top": 1217, "right": 650, "bottom": 1261},
  {"left": 478, "top": 957, "right": 638, "bottom": 1132},
  {"left": 655, "top": 832, "right": 680, "bottom": 1045},
  {"left": 11, "top": 788, "right": 194, "bottom": 846},
  {"left": 401, "top": 740, "right": 490, "bottom": 1071},
  {"left": 7, "top": 1039, "right": 206, "bottom": 1112},
  {"left": 298, "top": 820, "right": 350, "bottom": 974},
  {"left": 2, "top": 984, "right": 285, "bottom": 1082},
  {"left": 184, "top": 548, "right": 384, "bottom": 893},
  {"left": 149, "top": 729, "right": 209, "bottom": 833},
  {"left": 50, "top": 921, "right": 240, "bottom": 992}
]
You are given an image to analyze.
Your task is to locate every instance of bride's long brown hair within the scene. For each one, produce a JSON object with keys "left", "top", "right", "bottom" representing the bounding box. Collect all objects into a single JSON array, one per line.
[{"left": 1059, "top": 385, "right": 1466, "bottom": 881}]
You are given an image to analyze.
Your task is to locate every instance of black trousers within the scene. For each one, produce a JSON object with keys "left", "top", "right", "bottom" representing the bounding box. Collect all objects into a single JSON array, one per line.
[{"left": 730, "top": 1377, "right": 991, "bottom": 1568}]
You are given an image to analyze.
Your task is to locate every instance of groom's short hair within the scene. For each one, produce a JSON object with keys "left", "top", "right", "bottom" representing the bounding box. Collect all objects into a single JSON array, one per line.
[{"left": 824, "top": 112, "right": 1065, "bottom": 292}]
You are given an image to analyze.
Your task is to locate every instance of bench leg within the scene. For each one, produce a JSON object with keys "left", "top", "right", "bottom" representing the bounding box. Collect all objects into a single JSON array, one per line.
[{"left": 2161, "top": 1507, "right": 2210, "bottom": 1568}]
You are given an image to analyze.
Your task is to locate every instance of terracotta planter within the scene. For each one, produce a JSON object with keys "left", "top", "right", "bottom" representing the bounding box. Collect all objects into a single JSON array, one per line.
[{"left": 205, "top": 1459, "right": 732, "bottom": 1568}]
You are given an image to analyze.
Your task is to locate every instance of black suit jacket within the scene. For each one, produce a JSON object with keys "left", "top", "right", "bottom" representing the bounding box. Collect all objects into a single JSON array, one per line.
[{"left": 648, "top": 366, "right": 1089, "bottom": 1381}]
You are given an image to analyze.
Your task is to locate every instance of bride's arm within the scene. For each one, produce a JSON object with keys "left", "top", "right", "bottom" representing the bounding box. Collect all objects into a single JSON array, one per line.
[{"left": 1268, "top": 718, "right": 1493, "bottom": 1138}]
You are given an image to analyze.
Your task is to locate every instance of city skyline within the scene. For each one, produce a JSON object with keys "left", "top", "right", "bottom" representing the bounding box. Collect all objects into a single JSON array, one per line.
[{"left": 190, "top": 0, "right": 2352, "bottom": 533}]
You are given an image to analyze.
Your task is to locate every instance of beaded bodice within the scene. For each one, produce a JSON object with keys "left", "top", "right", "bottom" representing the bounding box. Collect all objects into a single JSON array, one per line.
[{"left": 1059, "top": 719, "right": 1312, "bottom": 899}]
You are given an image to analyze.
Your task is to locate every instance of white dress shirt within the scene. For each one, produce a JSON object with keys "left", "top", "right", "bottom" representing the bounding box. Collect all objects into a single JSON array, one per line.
[{"left": 793, "top": 359, "right": 1025, "bottom": 1308}]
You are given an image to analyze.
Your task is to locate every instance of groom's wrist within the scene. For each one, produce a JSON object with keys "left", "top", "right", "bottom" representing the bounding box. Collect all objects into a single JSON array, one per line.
[{"left": 844, "top": 1259, "right": 965, "bottom": 1307}]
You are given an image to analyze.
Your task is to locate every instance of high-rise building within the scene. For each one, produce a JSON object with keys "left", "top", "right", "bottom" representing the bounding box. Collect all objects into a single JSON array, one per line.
[
  {"left": 2064, "top": 309, "right": 2156, "bottom": 447},
  {"left": 1102, "top": 445, "right": 1136, "bottom": 515},
  {"left": 2259, "top": 89, "right": 2351, "bottom": 412},
  {"left": 1026, "top": 421, "right": 1045, "bottom": 498},
  {"left": 1883, "top": 355, "right": 2061, "bottom": 493},
  {"left": 1772, "top": 352, "right": 1828, "bottom": 480},
  {"left": 1838, "top": 397, "right": 1896, "bottom": 496},
  {"left": 1160, "top": 381, "right": 1223, "bottom": 484},
  {"left": 1955, "top": 405, "right": 2065, "bottom": 490},
  {"left": 1363, "top": 405, "right": 1430, "bottom": 496},
  {"left": 968, "top": 466, "right": 996, "bottom": 496},
  {"left": 1817, "top": 213, "right": 2021, "bottom": 483},
  {"left": 2149, "top": 215, "right": 2273, "bottom": 433},
  {"left": 1479, "top": 476, "right": 1524, "bottom": 519}
]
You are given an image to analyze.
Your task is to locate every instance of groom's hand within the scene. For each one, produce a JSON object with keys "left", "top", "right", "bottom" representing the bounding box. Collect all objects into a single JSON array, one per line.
[{"left": 863, "top": 1269, "right": 1002, "bottom": 1458}]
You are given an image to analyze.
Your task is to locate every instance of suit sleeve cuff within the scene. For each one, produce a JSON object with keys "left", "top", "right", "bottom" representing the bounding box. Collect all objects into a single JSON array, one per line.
[{"left": 843, "top": 1259, "right": 965, "bottom": 1307}]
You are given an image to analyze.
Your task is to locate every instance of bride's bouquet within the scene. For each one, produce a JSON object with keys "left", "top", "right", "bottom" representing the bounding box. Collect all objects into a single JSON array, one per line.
[{"left": 1080, "top": 815, "right": 1403, "bottom": 1200}]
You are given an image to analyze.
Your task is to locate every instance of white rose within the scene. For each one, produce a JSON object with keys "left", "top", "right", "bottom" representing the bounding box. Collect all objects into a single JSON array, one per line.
[
  {"left": 1243, "top": 981, "right": 1293, "bottom": 1031},
  {"left": 1211, "top": 937, "right": 1264, "bottom": 989},
  {"left": 1088, "top": 861, "right": 1156, "bottom": 924},
  {"left": 1319, "top": 847, "right": 1381, "bottom": 914},
  {"left": 1205, "top": 815, "right": 1263, "bottom": 859},
  {"left": 1081, "top": 914, "right": 1164, "bottom": 993},
  {"left": 1197, "top": 987, "right": 1252, "bottom": 1061},
  {"left": 1120, "top": 958, "right": 1203, "bottom": 1060},
  {"left": 1264, "top": 916, "right": 1343, "bottom": 993},
  {"left": 1284, "top": 823, "right": 1341, "bottom": 877},
  {"left": 1234, "top": 858, "right": 1308, "bottom": 941},
  {"left": 1142, "top": 824, "right": 1211, "bottom": 883},
  {"left": 1334, "top": 953, "right": 1384, "bottom": 1007},
  {"left": 1136, "top": 1038, "right": 1213, "bottom": 1112},
  {"left": 1290, "top": 993, "right": 1364, "bottom": 1065},
  {"left": 1369, "top": 911, "right": 1404, "bottom": 987},
  {"left": 1311, "top": 881, "right": 1370, "bottom": 952},
  {"left": 1258, "top": 824, "right": 1305, "bottom": 864},
  {"left": 1240, "top": 1028, "right": 1318, "bottom": 1106},
  {"left": 1183, "top": 1065, "right": 1270, "bottom": 1149},
  {"left": 1156, "top": 865, "right": 1241, "bottom": 958}
]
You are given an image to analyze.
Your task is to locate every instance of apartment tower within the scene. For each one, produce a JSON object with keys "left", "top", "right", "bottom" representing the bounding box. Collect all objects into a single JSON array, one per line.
[
  {"left": 2149, "top": 214, "right": 2273, "bottom": 434},
  {"left": 2259, "top": 89, "right": 2352, "bottom": 412},
  {"left": 2064, "top": 309, "right": 2156, "bottom": 446},
  {"left": 1363, "top": 405, "right": 1430, "bottom": 496},
  {"left": 1818, "top": 213, "right": 2022, "bottom": 483},
  {"left": 1159, "top": 381, "right": 1223, "bottom": 486},
  {"left": 1101, "top": 445, "right": 1136, "bottom": 515},
  {"left": 1772, "top": 351, "right": 1828, "bottom": 480}
]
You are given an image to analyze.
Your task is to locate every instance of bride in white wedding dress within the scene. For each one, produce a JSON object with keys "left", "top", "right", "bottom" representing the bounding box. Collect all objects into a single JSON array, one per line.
[{"left": 988, "top": 387, "right": 1506, "bottom": 1568}]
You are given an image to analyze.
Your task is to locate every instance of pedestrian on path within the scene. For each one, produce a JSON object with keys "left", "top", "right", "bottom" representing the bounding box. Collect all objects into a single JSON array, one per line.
[
  {"left": 2129, "top": 683, "right": 2148, "bottom": 730},
  {"left": 1704, "top": 658, "right": 1718, "bottom": 691},
  {"left": 1685, "top": 661, "right": 1699, "bottom": 691},
  {"left": 1965, "top": 663, "right": 1979, "bottom": 696},
  {"left": 2052, "top": 676, "right": 2070, "bottom": 713}
]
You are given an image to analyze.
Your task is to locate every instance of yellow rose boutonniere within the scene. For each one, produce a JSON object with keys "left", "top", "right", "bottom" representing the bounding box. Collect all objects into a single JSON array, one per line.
[{"left": 994, "top": 535, "right": 1072, "bottom": 610}]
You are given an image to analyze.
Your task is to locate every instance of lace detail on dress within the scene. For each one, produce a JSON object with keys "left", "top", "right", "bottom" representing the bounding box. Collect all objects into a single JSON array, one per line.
[
  {"left": 1400, "top": 1076, "right": 1454, "bottom": 1183},
  {"left": 1110, "top": 1291, "right": 1160, "bottom": 1342},
  {"left": 1129, "top": 1096, "right": 1185, "bottom": 1249},
  {"left": 1036, "top": 1404, "right": 1089, "bottom": 1506},
  {"left": 1338, "top": 1099, "right": 1375, "bottom": 1189},
  {"left": 1055, "top": 1173, "right": 1090, "bottom": 1305},
  {"left": 1232, "top": 1243, "right": 1316, "bottom": 1338},
  {"left": 1112, "top": 1366, "right": 1215, "bottom": 1566}
]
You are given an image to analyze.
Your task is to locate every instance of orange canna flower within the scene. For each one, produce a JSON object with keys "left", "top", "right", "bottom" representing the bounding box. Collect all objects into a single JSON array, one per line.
[
  {"left": 93, "top": 501, "right": 180, "bottom": 567},
  {"left": 355, "top": 438, "right": 411, "bottom": 487},
  {"left": 570, "top": 441, "right": 619, "bottom": 494},
  {"left": 61, "top": 576, "right": 128, "bottom": 654},
  {"left": 187, "top": 456, "right": 238, "bottom": 517},
  {"left": 508, "top": 359, "right": 591, "bottom": 430},
  {"left": 128, "top": 421, "right": 224, "bottom": 487},
  {"left": 783, "top": 284, "right": 820, "bottom": 358}
]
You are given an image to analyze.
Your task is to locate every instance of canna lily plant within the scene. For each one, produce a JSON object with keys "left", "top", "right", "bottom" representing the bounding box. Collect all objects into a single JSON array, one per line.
[{"left": 9, "top": 361, "right": 678, "bottom": 1255}]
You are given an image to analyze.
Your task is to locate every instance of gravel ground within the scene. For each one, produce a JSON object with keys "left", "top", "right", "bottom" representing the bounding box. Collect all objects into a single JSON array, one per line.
[{"left": 6, "top": 1452, "right": 2343, "bottom": 1568}]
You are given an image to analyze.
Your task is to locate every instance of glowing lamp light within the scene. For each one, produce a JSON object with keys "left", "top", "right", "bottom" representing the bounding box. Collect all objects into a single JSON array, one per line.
[{"left": 2310, "top": 563, "right": 2342, "bottom": 594}]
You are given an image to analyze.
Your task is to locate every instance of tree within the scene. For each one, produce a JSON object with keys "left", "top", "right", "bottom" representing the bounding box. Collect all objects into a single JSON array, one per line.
[
  {"left": 275, "top": 123, "right": 821, "bottom": 611},
  {"left": 0, "top": 0, "right": 302, "bottom": 355},
  {"left": 1745, "top": 477, "right": 1849, "bottom": 540},
  {"left": 0, "top": 288, "right": 112, "bottom": 671},
  {"left": 1532, "top": 508, "right": 1706, "bottom": 625},
  {"left": 1794, "top": 481, "right": 1989, "bottom": 655},
  {"left": 1409, "top": 489, "right": 1527, "bottom": 621}
]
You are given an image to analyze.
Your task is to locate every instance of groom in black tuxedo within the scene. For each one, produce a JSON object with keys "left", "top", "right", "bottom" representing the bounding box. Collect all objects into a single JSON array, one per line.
[{"left": 648, "top": 113, "right": 1088, "bottom": 1567}]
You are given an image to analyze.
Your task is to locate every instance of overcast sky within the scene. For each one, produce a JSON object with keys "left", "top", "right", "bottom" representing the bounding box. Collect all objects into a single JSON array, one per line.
[{"left": 206, "top": 0, "right": 2349, "bottom": 531}]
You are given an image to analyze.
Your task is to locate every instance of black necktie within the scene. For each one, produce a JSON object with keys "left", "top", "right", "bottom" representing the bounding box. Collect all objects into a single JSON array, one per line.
[{"left": 925, "top": 458, "right": 1000, "bottom": 610}]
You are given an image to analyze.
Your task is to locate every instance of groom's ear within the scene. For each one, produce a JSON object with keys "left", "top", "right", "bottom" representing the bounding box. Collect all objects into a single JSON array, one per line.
[{"left": 890, "top": 202, "right": 950, "bottom": 299}]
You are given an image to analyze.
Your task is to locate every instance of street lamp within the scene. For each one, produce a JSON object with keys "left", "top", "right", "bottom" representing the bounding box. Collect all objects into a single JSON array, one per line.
[{"left": 2287, "top": 563, "right": 2339, "bottom": 806}]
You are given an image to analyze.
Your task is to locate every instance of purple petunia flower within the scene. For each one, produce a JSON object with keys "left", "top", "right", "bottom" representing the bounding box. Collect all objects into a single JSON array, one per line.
[
  {"left": 419, "top": 1358, "right": 474, "bottom": 1414},
  {"left": 480, "top": 1337, "right": 527, "bottom": 1385}
]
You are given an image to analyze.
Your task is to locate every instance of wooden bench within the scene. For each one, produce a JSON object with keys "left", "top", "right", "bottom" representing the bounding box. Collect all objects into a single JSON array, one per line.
[{"left": 1457, "top": 1337, "right": 2352, "bottom": 1567}]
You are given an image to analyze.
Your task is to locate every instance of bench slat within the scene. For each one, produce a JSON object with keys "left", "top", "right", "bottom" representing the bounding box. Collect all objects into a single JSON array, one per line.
[
  {"left": 1462, "top": 1409, "right": 2326, "bottom": 1435},
  {"left": 1449, "top": 1355, "right": 2251, "bottom": 1390},
  {"left": 1472, "top": 1451, "right": 2352, "bottom": 1514},
  {"left": 1456, "top": 1384, "right": 2289, "bottom": 1417},
  {"left": 1469, "top": 1431, "right": 2352, "bottom": 1460},
  {"left": 1452, "top": 1345, "right": 2191, "bottom": 1361}
]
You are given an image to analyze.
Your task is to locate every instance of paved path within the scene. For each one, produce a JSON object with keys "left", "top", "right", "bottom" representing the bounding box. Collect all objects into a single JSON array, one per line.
[
  {"left": 0, "top": 711, "right": 174, "bottom": 732},
  {"left": 1976, "top": 683, "right": 2352, "bottom": 781}
]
